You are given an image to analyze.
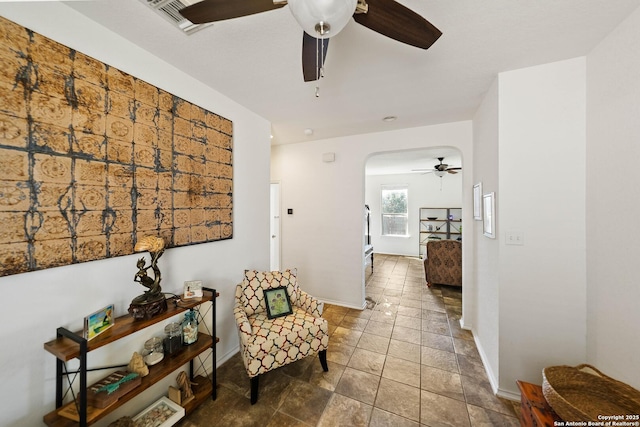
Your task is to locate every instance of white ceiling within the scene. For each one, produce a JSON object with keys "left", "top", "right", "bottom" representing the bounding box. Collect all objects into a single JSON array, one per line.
[{"left": 64, "top": 0, "right": 638, "bottom": 147}]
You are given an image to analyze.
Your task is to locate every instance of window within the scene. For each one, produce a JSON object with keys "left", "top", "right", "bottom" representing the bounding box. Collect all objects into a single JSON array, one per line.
[{"left": 381, "top": 186, "right": 408, "bottom": 236}]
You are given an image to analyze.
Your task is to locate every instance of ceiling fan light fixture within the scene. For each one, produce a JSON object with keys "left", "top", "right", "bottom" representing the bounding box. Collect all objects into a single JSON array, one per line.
[
  {"left": 434, "top": 170, "right": 446, "bottom": 178},
  {"left": 288, "top": 0, "right": 357, "bottom": 38}
]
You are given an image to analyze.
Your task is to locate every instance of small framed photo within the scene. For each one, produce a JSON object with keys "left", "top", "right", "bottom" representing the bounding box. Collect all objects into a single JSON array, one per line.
[
  {"left": 264, "top": 286, "right": 293, "bottom": 319},
  {"left": 84, "top": 304, "right": 114, "bottom": 340},
  {"left": 483, "top": 192, "right": 496, "bottom": 239},
  {"left": 183, "top": 280, "right": 203, "bottom": 299},
  {"left": 473, "top": 182, "right": 483, "bottom": 221}
]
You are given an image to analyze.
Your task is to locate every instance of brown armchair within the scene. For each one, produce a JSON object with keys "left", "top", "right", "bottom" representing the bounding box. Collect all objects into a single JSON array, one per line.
[{"left": 423, "top": 240, "right": 462, "bottom": 287}]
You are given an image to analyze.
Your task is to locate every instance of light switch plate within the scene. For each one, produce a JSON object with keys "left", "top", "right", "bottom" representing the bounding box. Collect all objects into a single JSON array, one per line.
[{"left": 506, "top": 231, "right": 524, "bottom": 245}]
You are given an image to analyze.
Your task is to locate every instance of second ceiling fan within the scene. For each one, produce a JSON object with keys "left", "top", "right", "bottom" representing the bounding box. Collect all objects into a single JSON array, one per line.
[
  {"left": 179, "top": 0, "right": 442, "bottom": 82},
  {"left": 413, "top": 157, "right": 461, "bottom": 177}
]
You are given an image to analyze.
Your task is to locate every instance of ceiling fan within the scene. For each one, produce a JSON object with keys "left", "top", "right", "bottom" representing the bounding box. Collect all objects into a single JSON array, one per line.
[
  {"left": 413, "top": 157, "right": 461, "bottom": 177},
  {"left": 179, "top": 0, "right": 442, "bottom": 82}
]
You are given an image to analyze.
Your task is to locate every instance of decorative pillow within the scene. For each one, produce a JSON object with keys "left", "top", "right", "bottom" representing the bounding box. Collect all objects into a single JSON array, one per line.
[{"left": 241, "top": 269, "right": 298, "bottom": 316}]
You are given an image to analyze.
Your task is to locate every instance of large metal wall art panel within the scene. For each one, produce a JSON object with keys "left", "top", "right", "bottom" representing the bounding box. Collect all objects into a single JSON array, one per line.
[{"left": 0, "top": 16, "right": 233, "bottom": 276}]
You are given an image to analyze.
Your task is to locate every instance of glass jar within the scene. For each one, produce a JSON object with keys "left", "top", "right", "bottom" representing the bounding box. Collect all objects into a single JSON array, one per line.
[
  {"left": 143, "top": 336, "right": 164, "bottom": 366},
  {"left": 163, "top": 322, "right": 183, "bottom": 356},
  {"left": 182, "top": 310, "right": 198, "bottom": 345}
]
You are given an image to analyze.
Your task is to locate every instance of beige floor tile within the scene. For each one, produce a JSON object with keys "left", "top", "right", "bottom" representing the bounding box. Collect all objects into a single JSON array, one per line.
[
  {"left": 423, "top": 309, "right": 449, "bottom": 322},
  {"left": 266, "top": 411, "right": 311, "bottom": 427},
  {"left": 398, "top": 298, "right": 423, "bottom": 309},
  {"left": 421, "top": 345, "right": 460, "bottom": 373},
  {"left": 369, "top": 310, "right": 396, "bottom": 324},
  {"left": 457, "top": 354, "right": 489, "bottom": 382},
  {"left": 374, "top": 378, "right": 421, "bottom": 422},
  {"left": 382, "top": 355, "right": 421, "bottom": 387},
  {"left": 422, "top": 330, "right": 455, "bottom": 352},
  {"left": 347, "top": 347, "right": 386, "bottom": 376},
  {"left": 387, "top": 339, "right": 421, "bottom": 364},
  {"left": 334, "top": 366, "right": 381, "bottom": 405},
  {"left": 309, "top": 360, "right": 345, "bottom": 392},
  {"left": 467, "top": 404, "right": 520, "bottom": 427},
  {"left": 420, "top": 365, "right": 465, "bottom": 401},
  {"left": 277, "top": 379, "right": 333, "bottom": 425},
  {"left": 317, "top": 394, "right": 372, "bottom": 427},
  {"left": 383, "top": 288, "right": 403, "bottom": 297},
  {"left": 339, "top": 315, "right": 369, "bottom": 331},
  {"left": 369, "top": 408, "right": 420, "bottom": 427},
  {"left": 364, "top": 319, "right": 394, "bottom": 337},
  {"left": 357, "top": 332, "right": 391, "bottom": 354},
  {"left": 453, "top": 337, "right": 481, "bottom": 359},
  {"left": 421, "top": 389, "right": 471, "bottom": 427},
  {"left": 394, "top": 314, "right": 422, "bottom": 330},
  {"left": 391, "top": 325, "right": 422, "bottom": 345},
  {"left": 422, "top": 318, "right": 452, "bottom": 335},
  {"left": 346, "top": 307, "right": 373, "bottom": 319},
  {"left": 326, "top": 341, "right": 355, "bottom": 365},
  {"left": 397, "top": 305, "right": 423, "bottom": 318},
  {"left": 331, "top": 326, "right": 363, "bottom": 347},
  {"left": 460, "top": 375, "right": 517, "bottom": 417}
]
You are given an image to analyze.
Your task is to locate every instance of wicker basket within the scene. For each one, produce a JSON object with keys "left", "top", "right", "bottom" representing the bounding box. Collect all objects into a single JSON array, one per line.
[{"left": 542, "top": 364, "right": 640, "bottom": 422}]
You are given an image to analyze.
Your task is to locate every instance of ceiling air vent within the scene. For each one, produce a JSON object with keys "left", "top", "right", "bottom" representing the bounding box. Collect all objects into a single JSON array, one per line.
[{"left": 142, "top": 0, "right": 213, "bottom": 35}]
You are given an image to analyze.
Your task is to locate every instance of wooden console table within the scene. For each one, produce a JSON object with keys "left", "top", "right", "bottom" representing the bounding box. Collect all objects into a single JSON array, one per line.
[{"left": 517, "top": 380, "right": 562, "bottom": 427}]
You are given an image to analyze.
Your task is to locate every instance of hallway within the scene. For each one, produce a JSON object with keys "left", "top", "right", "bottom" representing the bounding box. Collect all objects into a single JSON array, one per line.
[{"left": 184, "top": 254, "right": 519, "bottom": 426}]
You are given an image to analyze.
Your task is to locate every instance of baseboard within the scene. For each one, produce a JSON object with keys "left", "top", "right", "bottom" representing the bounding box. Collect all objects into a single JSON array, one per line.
[
  {"left": 496, "top": 387, "right": 520, "bottom": 401},
  {"left": 459, "top": 317, "right": 472, "bottom": 330},
  {"left": 321, "top": 298, "right": 366, "bottom": 310},
  {"left": 216, "top": 345, "right": 240, "bottom": 368},
  {"left": 472, "top": 332, "right": 500, "bottom": 394}
]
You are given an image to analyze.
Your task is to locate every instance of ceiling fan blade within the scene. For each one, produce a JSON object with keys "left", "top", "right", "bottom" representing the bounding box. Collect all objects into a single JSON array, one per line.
[
  {"left": 302, "top": 33, "right": 329, "bottom": 82},
  {"left": 353, "top": 0, "right": 441, "bottom": 49},
  {"left": 447, "top": 170, "right": 458, "bottom": 174},
  {"left": 179, "top": 0, "right": 285, "bottom": 24},
  {"left": 447, "top": 167, "right": 462, "bottom": 171}
]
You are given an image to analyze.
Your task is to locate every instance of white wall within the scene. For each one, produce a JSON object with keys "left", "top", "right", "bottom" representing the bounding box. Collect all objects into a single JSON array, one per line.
[
  {"left": 586, "top": 6, "right": 640, "bottom": 390},
  {"left": 470, "top": 78, "right": 500, "bottom": 390},
  {"left": 271, "top": 122, "right": 473, "bottom": 310},
  {"left": 0, "top": 4, "right": 271, "bottom": 427},
  {"left": 497, "top": 57, "right": 587, "bottom": 397},
  {"left": 365, "top": 171, "right": 462, "bottom": 257}
]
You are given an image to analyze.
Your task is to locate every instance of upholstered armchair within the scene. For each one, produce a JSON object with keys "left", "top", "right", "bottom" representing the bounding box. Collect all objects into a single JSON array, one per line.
[
  {"left": 234, "top": 269, "right": 329, "bottom": 404},
  {"left": 423, "top": 240, "right": 462, "bottom": 287}
]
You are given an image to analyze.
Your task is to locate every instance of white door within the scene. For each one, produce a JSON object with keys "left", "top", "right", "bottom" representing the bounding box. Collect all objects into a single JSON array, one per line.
[{"left": 270, "top": 182, "right": 281, "bottom": 271}]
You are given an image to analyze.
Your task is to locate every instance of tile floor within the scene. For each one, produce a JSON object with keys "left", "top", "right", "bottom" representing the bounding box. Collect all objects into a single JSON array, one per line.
[{"left": 183, "top": 254, "right": 520, "bottom": 426}]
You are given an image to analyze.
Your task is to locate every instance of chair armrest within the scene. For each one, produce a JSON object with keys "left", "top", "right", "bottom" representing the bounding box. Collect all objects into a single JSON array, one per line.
[
  {"left": 296, "top": 289, "right": 324, "bottom": 317},
  {"left": 234, "top": 299, "right": 252, "bottom": 347}
]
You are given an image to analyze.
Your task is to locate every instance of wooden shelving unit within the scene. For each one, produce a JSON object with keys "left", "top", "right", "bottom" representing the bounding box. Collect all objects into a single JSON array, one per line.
[
  {"left": 419, "top": 208, "right": 462, "bottom": 257},
  {"left": 43, "top": 289, "right": 218, "bottom": 427}
]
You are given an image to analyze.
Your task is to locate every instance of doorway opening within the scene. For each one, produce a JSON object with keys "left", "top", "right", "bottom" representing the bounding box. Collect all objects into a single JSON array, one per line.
[{"left": 364, "top": 147, "right": 463, "bottom": 290}]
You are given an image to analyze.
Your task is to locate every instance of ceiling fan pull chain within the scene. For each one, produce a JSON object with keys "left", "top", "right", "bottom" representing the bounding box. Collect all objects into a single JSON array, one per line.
[{"left": 315, "top": 37, "right": 320, "bottom": 97}]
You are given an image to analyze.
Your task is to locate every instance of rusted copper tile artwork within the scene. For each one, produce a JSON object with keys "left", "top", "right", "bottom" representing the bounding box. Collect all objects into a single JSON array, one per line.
[{"left": 0, "top": 16, "right": 233, "bottom": 276}]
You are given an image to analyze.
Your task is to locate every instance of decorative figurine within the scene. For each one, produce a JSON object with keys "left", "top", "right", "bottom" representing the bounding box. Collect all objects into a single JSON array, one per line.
[
  {"left": 128, "top": 236, "right": 168, "bottom": 319},
  {"left": 127, "top": 352, "right": 149, "bottom": 377},
  {"left": 176, "top": 371, "right": 195, "bottom": 405}
]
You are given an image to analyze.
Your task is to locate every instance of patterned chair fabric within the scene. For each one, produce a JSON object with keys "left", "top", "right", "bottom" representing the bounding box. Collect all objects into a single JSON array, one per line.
[
  {"left": 234, "top": 269, "right": 329, "bottom": 403},
  {"left": 423, "top": 240, "right": 462, "bottom": 287}
]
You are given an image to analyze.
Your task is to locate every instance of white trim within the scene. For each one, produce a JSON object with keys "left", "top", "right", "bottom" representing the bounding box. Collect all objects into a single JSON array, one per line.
[
  {"left": 496, "top": 387, "right": 521, "bottom": 402},
  {"left": 321, "top": 298, "right": 367, "bottom": 310},
  {"left": 473, "top": 330, "right": 500, "bottom": 394},
  {"left": 216, "top": 345, "right": 240, "bottom": 368}
]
